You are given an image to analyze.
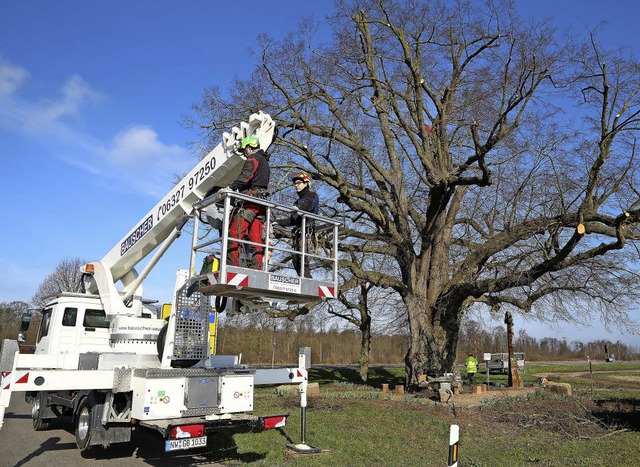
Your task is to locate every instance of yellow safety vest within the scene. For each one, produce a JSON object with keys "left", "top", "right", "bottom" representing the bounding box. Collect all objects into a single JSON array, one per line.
[{"left": 465, "top": 357, "right": 477, "bottom": 373}]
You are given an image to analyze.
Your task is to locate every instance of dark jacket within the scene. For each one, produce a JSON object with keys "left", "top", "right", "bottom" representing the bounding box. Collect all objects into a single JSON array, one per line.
[
  {"left": 281, "top": 186, "right": 319, "bottom": 227},
  {"left": 230, "top": 149, "right": 270, "bottom": 192}
]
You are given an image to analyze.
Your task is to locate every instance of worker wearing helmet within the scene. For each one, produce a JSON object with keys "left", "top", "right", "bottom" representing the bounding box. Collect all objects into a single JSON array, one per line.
[
  {"left": 227, "top": 135, "right": 271, "bottom": 269},
  {"left": 464, "top": 352, "right": 478, "bottom": 387},
  {"left": 277, "top": 173, "right": 319, "bottom": 278}
]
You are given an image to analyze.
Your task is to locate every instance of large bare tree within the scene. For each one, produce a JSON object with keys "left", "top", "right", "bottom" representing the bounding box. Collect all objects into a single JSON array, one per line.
[
  {"left": 190, "top": 0, "right": 640, "bottom": 388},
  {"left": 31, "top": 257, "right": 86, "bottom": 308}
]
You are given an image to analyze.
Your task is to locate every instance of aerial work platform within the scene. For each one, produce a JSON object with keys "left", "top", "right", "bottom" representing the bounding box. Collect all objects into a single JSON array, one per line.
[{"left": 188, "top": 191, "right": 340, "bottom": 312}]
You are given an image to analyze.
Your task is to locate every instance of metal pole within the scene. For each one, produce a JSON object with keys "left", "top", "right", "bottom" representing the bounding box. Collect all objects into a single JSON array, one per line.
[
  {"left": 301, "top": 406, "right": 307, "bottom": 444},
  {"left": 122, "top": 216, "right": 188, "bottom": 304}
]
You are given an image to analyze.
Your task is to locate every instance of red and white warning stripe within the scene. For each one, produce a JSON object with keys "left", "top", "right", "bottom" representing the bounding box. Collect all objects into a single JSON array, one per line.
[
  {"left": 226, "top": 272, "right": 249, "bottom": 287},
  {"left": 1, "top": 371, "right": 29, "bottom": 390},
  {"left": 318, "top": 286, "right": 335, "bottom": 298}
]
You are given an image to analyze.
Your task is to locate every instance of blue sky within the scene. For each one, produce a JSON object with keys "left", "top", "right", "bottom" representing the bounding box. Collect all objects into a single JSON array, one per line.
[{"left": 1, "top": 1, "right": 639, "bottom": 348}]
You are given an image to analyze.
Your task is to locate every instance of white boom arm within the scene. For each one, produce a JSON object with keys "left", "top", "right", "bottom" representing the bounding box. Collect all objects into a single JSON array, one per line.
[{"left": 84, "top": 112, "right": 275, "bottom": 315}]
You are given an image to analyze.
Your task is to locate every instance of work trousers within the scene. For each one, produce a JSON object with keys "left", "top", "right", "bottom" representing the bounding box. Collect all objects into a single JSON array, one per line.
[{"left": 228, "top": 202, "right": 265, "bottom": 268}]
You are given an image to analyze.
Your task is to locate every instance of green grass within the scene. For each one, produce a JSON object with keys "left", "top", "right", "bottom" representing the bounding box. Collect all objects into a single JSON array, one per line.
[
  {"left": 525, "top": 362, "right": 640, "bottom": 375},
  {"left": 232, "top": 394, "right": 452, "bottom": 466},
  {"left": 194, "top": 373, "right": 640, "bottom": 466}
]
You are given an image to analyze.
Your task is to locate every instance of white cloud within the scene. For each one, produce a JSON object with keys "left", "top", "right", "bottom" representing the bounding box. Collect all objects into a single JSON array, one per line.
[
  {"left": 30, "top": 74, "right": 102, "bottom": 126},
  {"left": 103, "top": 125, "right": 192, "bottom": 196},
  {"left": 0, "top": 58, "right": 102, "bottom": 135},
  {"left": 109, "top": 125, "right": 189, "bottom": 170},
  {"left": 0, "top": 57, "right": 194, "bottom": 197},
  {"left": 0, "top": 59, "right": 29, "bottom": 99}
]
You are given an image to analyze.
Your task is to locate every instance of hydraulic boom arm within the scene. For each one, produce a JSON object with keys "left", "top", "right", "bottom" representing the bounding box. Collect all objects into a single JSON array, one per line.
[{"left": 84, "top": 112, "right": 275, "bottom": 315}]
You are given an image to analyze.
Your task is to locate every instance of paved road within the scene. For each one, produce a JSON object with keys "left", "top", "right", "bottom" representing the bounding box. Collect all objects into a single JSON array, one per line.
[{"left": 0, "top": 396, "right": 226, "bottom": 466}]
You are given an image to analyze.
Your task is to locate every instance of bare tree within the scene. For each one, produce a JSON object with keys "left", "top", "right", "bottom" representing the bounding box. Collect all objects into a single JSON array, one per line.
[
  {"left": 31, "top": 257, "right": 86, "bottom": 308},
  {"left": 190, "top": 0, "right": 640, "bottom": 388},
  {"left": 0, "top": 301, "right": 30, "bottom": 340}
]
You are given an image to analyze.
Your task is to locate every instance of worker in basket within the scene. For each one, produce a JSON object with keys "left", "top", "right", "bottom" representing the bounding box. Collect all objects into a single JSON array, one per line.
[
  {"left": 227, "top": 135, "right": 271, "bottom": 269},
  {"left": 276, "top": 172, "right": 319, "bottom": 278}
]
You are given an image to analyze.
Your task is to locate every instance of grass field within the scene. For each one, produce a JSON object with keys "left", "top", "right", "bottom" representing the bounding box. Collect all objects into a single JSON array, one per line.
[{"left": 195, "top": 364, "right": 640, "bottom": 466}]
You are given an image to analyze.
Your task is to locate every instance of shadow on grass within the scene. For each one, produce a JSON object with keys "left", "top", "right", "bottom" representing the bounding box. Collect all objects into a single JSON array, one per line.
[
  {"left": 592, "top": 398, "right": 640, "bottom": 431},
  {"left": 309, "top": 366, "right": 406, "bottom": 389}
]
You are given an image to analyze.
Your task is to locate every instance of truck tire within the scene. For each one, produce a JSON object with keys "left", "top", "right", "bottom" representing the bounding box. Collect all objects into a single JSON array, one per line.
[
  {"left": 32, "top": 393, "right": 51, "bottom": 431},
  {"left": 75, "top": 397, "right": 100, "bottom": 451}
]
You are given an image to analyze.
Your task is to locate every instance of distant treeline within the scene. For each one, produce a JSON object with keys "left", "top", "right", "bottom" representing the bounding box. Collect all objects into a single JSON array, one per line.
[
  {"left": 217, "top": 321, "right": 640, "bottom": 366},
  {"left": 3, "top": 305, "right": 637, "bottom": 365}
]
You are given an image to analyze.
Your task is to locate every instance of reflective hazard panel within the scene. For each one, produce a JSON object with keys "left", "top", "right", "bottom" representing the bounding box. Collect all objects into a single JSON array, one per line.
[{"left": 318, "top": 286, "right": 335, "bottom": 298}]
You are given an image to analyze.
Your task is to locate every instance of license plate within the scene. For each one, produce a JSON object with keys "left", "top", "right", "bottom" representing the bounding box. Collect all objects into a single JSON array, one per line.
[{"left": 165, "top": 436, "right": 207, "bottom": 451}]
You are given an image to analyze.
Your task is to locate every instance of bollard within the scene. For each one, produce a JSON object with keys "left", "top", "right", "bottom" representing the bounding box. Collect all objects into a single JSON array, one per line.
[
  {"left": 382, "top": 383, "right": 389, "bottom": 393},
  {"left": 395, "top": 385, "right": 404, "bottom": 394},
  {"left": 448, "top": 424, "right": 459, "bottom": 466}
]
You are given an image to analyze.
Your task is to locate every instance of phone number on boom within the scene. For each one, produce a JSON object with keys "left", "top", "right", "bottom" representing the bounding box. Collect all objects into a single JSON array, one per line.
[{"left": 155, "top": 155, "right": 218, "bottom": 221}]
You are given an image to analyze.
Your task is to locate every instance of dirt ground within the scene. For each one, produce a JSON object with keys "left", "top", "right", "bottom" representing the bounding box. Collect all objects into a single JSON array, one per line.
[
  {"left": 441, "top": 367, "right": 640, "bottom": 408},
  {"left": 443, "top": 386, "right": 538, "bottom": 408},
  {"left": 415, "top": 368, "right": 640, "bottom": 439}
]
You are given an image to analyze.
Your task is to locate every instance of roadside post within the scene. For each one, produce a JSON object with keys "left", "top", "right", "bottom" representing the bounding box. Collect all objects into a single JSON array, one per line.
[
  {"left": 483, "top": 352, "right": 491, "bottom": 390},
  {"left": 448, "top": 424, "right": 459, "bottom": 466}
]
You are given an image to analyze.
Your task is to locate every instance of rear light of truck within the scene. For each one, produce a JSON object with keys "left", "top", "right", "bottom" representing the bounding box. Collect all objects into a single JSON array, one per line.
[
  {"left": 261, "top": 415, "right": 287, "bottom": 430},
  {"left": 169, "top": 423, "right": 205, "bottom": 439}
]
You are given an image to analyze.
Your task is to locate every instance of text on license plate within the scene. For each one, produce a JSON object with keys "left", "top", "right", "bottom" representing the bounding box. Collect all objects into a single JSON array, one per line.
[{"left": 165, "top": 436, "right": 207, "bottom": 451}]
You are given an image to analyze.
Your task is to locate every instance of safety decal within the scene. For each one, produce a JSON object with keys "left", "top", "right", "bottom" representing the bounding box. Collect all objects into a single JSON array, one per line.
[
  {"left": 226, "top": 272, "right": 249, "bottom": 287},
  {"left": 318, "top": 286, "right": 335, "bottom": 298},
  {"left": 1, "top": 371, "right": 29, "bottom": 390}
]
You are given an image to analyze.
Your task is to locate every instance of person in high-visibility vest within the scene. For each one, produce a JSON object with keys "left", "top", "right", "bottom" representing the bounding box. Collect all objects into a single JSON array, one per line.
[{"left": 464, "top": 352, "right": 478, "bottom": 386}]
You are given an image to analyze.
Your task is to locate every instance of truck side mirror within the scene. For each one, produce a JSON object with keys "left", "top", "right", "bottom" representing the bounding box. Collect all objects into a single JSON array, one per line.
[{"left": 17, "top": 312, "right": 32, "bottom": 342}]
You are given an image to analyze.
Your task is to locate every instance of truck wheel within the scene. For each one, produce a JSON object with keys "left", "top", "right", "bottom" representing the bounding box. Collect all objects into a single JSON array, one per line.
[
  {"left": 32, "top": 393, "right": 50, "bottom": 431},
  {"left": 75, "top": 398, "right": 96, "bottom": 451}
]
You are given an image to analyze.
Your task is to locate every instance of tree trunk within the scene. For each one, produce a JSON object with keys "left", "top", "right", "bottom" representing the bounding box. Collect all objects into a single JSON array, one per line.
[
  {"left": 404, "top": 292, "right": 465, "bottom": 390},
  {"left": 358, "top": 316, "right": 372, "bottom": 382}
]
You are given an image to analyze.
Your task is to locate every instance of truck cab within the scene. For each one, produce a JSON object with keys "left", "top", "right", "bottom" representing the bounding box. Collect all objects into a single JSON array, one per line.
[
  {"left": 27, "top": 293, "right": 165, "bottom": 370},
  {"left": 31, "top": 294, "right": 111, "bottom": 369}
]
